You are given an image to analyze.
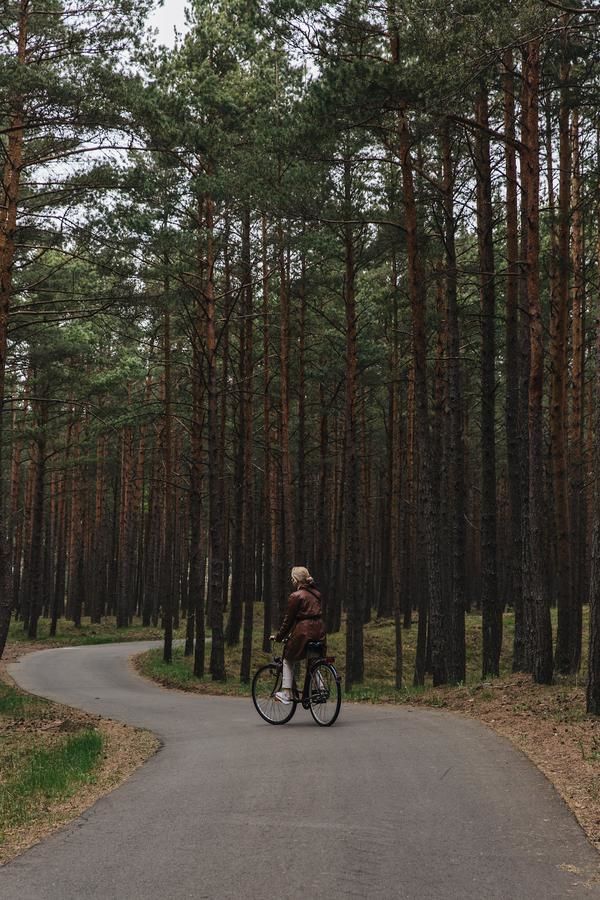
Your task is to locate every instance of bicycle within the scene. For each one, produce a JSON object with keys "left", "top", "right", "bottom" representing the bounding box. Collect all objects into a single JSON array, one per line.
[{"left": 252, "top": 639, "right": 342, "bottom": 726}]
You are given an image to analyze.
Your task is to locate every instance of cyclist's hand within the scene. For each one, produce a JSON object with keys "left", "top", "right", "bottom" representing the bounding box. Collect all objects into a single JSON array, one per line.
[{"left": 269, "top": 634, "right": 276, "bottom": 642}]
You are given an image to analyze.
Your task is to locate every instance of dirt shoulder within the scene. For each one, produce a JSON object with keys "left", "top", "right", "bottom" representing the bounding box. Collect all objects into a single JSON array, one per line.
[{"left": 0, "top": 644, "right": 159, "bottom": 866}]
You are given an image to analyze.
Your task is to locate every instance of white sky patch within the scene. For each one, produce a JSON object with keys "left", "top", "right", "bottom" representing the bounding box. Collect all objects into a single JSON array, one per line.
[{"left": 149, "top": 0, "right": 190, "bottom": 47}]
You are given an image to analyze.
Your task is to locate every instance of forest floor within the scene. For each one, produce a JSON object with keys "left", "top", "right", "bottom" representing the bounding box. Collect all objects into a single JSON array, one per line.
[
  {"left": 0, "top": 639, "right": 159, "bottom": 865},
  {"left": 134, "top": 607, "right": 600, "bottom": 853}
]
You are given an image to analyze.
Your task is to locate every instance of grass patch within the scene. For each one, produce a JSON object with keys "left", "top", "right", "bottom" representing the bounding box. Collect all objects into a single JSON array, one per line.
[
  {"left": 0, "top": 730, "right": 103, "bottom": 833},
  {"left": 136, "top": 647, "right": 253, "bottom": 697},
  {"left": 8, "top": 615, "right": 187, "bottom": 647},
  {"left": 0, "top": 682, "right": 47, "bottom": 718},
  {"left": 0, "top": 679, "right": 104, "bottom": 849}
]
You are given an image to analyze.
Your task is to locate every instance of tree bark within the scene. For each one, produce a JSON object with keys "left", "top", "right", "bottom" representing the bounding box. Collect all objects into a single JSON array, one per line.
[
  {"left": 240, "top": 210, "right": 255, "bottom": 682},
  {"left": 27, "top": 389, "right": 48, "bottom": 639},
  {"left": 550, "top": 46, "right": 574, "bottom": 673},
  {"left": 0, "top": 0, "right": 29, "bottom": 660},
  {"left": 502, "top": 50, "right": 524, "bottom": 671},
  {"left": 206, "top": 191, "right": 226, "bottom": 681},
  {"left": 586, "top": 225, "right": 600, "bottom": 714},
  {"left": 441, "top": 122, "right": 466, "bottom": 684},
  {"left": 261, "top": 214, "right": 274, "bottom": 650},
  {"left": 162, "top": 305, "right": 175, "bottom": 663},
  {"left": 569, "top": 108, "right": 585, "bottom": 674},
  {"left": 475, "top": 83, "right": 501, "bottom": 677},
  {"left": 523, "top": 40, "right": 553, "bottom": 684},
  {"left": 342, "top": 157, "right": 363, "bottom": 691},
  {"left": 278, "top": 223, "right": 296, "bottom": 570}
]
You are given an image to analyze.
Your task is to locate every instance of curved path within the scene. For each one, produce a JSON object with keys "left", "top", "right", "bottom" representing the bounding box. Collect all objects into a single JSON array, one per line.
[{"left": 2, "top": 643, "right": 599, "bottom": 899}]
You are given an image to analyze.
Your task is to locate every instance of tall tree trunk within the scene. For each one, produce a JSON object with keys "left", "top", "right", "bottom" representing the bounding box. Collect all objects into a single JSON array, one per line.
[
  {"left": 587, "top": 224, "right": 600, "bottom": 713},
  {"left": 296, "top": 249, "right": 307, "bottom": 562},
  {"left": 0, "top": 0, "right": 29, "bottom": 659},
  {"left": 27, "top": 390, "right": 48, "bottom": 639},
  {"left": 206, "top": 191, "right": 226, "bottom": 681},
  {"left": 342, "top": 158, "right": 363, "bottom": 691},
  {"left": 226, "top": 226, "right": 244, "bottom": 647},
  {"left": 569, "top": 108, "right": 585, "bottom": 674},
  {"left": 441, "top": 122, "right": 466, "bottom": 684},
  {"left": 162, "top": 305, "right": 175, "bottom": 663},
  {"left": 502, "top": 50, "right": 524, "bottom": 671},
  {"left": 524, "top": 39, "right": 553, "bottom": 685},
  {"left": 389, "top": 261, "right": 403, "bottom": 688},
  {"left": 189, "top": 291, "right": 206, "bottom": 675},
  {"left": 240, "top": 210, "right": 255, "bottom": 682},
  {"left": 278, "top": 223, "right": 295, "bottom": 570},
  {"left": 92, "top": 433, "right": 108, "bottom": 623},
  {"left": 52, "top": 427, "right": 72, "bottom": 637},
  {"left": 475, "top": 83, "right": 501, "bottom": 677},
  {"left": 261, "top": 214, "right": 274, "bottom": 650},
  {"left": 516, "top": 56, "right": 533, "bottom": 673},
  {"left": 551, "top": 47, "right": 574, "bottom": 673},
  {"left": 316, "top": 383, "right": 330, "bottom": 622},
  {"left": 116, "top": 417, "right": 133, "bottom": 628}
]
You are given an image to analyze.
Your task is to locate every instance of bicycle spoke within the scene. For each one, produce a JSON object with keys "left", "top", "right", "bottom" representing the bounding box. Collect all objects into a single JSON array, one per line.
[
  {"left": 252, "top": 664, "right": 297, "bottom": 725},
  {"left": 308, "top": 663, "right": 341, "bottom": 726}
]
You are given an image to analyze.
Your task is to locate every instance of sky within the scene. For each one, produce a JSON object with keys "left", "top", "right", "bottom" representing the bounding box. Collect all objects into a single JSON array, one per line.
[{"left": 149, "top": 1, "right": 190, "bottom": 47}]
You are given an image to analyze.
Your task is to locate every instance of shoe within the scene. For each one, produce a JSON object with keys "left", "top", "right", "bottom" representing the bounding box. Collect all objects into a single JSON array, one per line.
[{"left": 274, "top": 691, "right": 292, "bottom": 705}]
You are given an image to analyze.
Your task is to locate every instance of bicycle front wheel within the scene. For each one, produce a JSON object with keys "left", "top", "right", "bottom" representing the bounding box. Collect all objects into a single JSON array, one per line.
[
  {"left": 308, "top": 662, "right": 342, "bottom": 726},
  {"left": 252, "top": 664, "right": 297, "bottom": 725}
]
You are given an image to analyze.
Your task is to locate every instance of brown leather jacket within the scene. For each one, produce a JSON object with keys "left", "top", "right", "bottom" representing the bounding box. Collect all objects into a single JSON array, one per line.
[{"left": 275, "top": 585, "right": 326, "bottom": 662}]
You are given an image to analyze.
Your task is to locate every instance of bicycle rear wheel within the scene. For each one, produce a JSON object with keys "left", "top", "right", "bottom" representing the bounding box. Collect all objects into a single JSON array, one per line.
[
  {"left": 308, "top": 662, "right": 342, "bottom": 726},
  {"left": 252, "top": 664, "right": 297, "bottom": 725}
]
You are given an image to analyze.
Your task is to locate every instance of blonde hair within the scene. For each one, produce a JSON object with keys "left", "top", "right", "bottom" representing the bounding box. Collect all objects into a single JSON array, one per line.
[{"left": 291, "top": 566, "right": 314, "bottom": 588}]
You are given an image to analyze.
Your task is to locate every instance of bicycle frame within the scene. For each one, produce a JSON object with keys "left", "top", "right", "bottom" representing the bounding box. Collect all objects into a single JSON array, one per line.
[{"left": 272, "top": 640, "right": 341, "bottom": 709}]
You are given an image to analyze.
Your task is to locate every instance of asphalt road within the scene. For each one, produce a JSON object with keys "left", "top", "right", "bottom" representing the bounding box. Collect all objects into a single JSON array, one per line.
[{"left": 2, "top": 642, "right": 599, "bottom": 899}]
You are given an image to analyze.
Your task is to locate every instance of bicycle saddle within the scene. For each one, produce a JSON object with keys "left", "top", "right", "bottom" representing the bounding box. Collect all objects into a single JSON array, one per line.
[{"left": 306, "top": 641, "right": 324, "bottom": 653}]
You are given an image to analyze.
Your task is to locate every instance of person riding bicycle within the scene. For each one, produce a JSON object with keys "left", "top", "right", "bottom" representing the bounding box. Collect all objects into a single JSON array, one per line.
[{"left": 270, "top": 566, "right": 326, "bottom": 705}]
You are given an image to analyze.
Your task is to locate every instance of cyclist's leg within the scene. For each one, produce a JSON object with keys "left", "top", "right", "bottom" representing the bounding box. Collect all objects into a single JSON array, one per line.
[
  {"left": 275, "top": 656, "right": 294, "bottom": 703},
  {"left": 282, "top": 658, "right": 294, "bottom": 689}
]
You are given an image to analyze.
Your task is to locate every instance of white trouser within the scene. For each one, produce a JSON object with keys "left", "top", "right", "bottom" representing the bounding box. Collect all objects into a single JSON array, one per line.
[
  {"left": 282, "top": 658, "right": 295, "bottom": 690},
  {"left": 282, "top": 651, "right": 320, "bottom": 690}
]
